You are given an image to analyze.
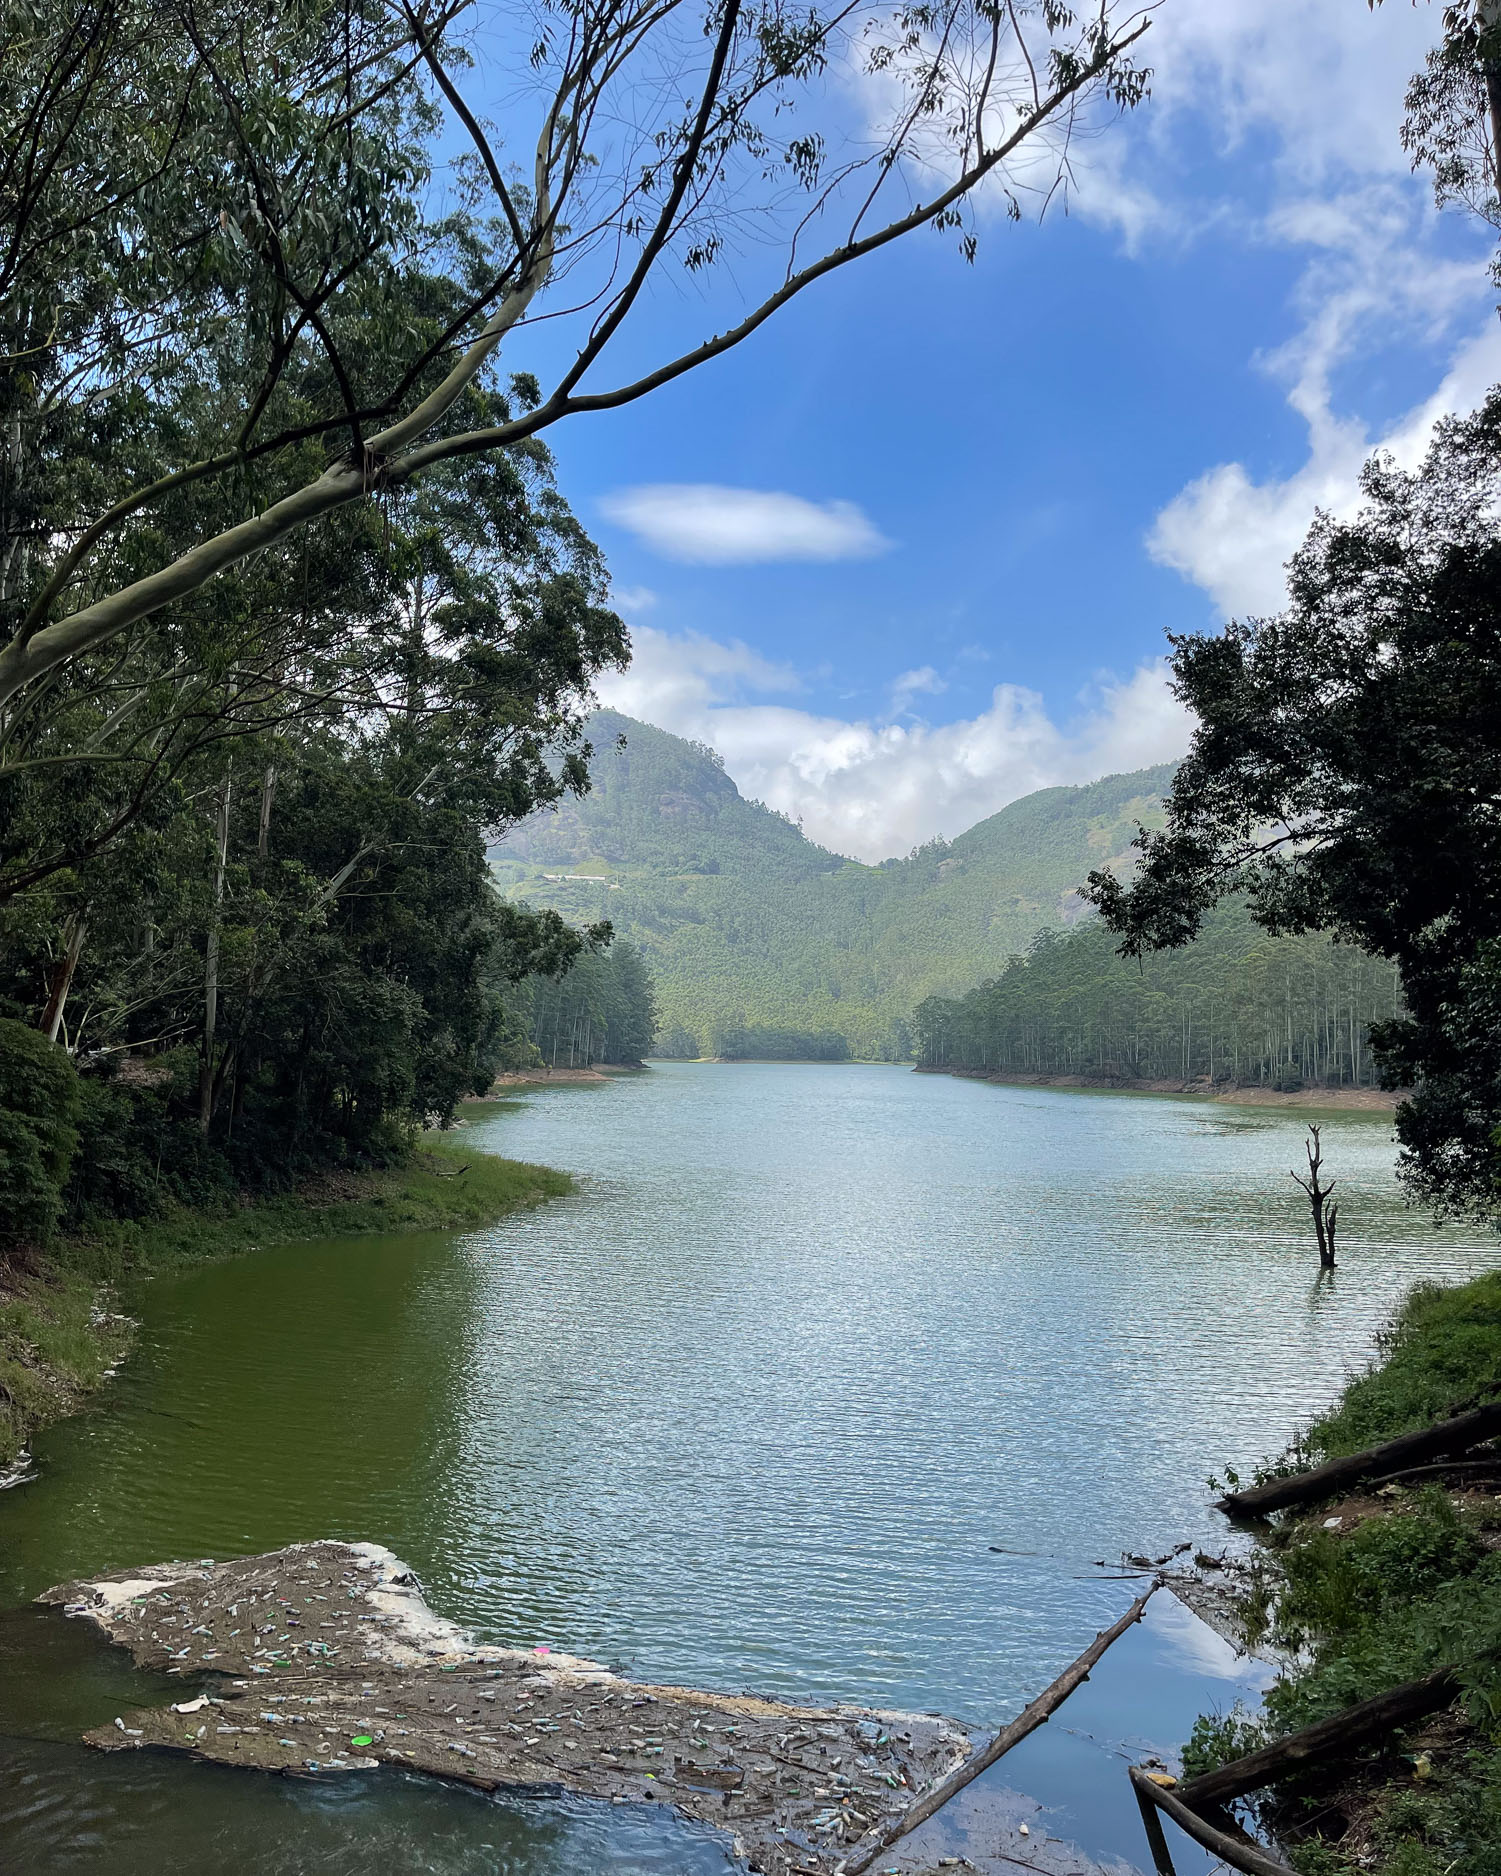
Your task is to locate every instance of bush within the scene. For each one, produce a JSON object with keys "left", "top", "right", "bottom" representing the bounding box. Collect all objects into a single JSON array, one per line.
[
  {"left": 0, "top": 1018, "right": 80, "bottom": 1243},
  {"left": 63, "top": 1074, "right": 236, "bottom": 1226},
  {"left": 1274, "top": 1492, "right": 1486, "bottom": 1646}
]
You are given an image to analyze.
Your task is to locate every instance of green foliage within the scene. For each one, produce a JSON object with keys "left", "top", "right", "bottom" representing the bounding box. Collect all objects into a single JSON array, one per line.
[
  {"left": 1182, "top": 1702, "right": 1269, "bottom": 1780},
  {"left": 496, "top": 711, "right": 1177, "bottom": 1059},
  {"left": 713, "top": 1024, "right": 851, "bottom": 1061},
  {"left": 1362, "top": 1743, "right": 1501, "bottom": 1876},
  {"left": 0, "top": 1265, "right": 131, "bottom": 1469},
  {"left": 915, "top": 897, "right": 1399, "bottom": 1088},
  {"left": 0, "top": 1018, "right": 79, "bottom": 1242},
  {"left": 62, "top": 1133, "right": 572, "bottom": 1283},
  {"left": 1273, "top": 1494, "right": 1487, "bottom": 1647},
  {"left": 1262, "top": 1546, "right": 1501, "bottom": 1735},
  {"left": 0, "top": 225, "right": 636, "bottom": 1220},
  {"left": 1091, "top": 394, "right": 1501, "bottom": 1217},
  {"left": 656, "top": 1024, "right": 702, "bottom": 1060},
  {"left": 506, "top": 937, "right": 659, "bottom": 1067},
  {"left": 1303, "top": 1274, "right": 1501, "bottom": 1460}
]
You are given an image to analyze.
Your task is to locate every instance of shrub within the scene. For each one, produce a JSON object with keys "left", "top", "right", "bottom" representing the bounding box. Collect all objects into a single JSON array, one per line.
[{"left": 0, "top": 1018, "right": 80, "bottom": 1243}]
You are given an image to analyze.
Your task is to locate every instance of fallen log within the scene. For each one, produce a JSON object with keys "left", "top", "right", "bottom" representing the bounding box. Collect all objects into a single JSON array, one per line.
[
  {"left": 1216, "top": 1404, "right": 1501, "bottom": 1517},
  {"left": 1178, "top": 1667, "right": 1461, "bottom": 1811},
  {"left": 1129, "top": 1766, "right": 1296, "bottom": 1876},
  {"left": 838, "top": 1584, "right": 1158, "bottom": 1875}
]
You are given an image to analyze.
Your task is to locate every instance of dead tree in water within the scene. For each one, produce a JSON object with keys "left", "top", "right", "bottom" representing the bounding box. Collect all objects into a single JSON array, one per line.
[{"left": 1291, "top": 1125, "right": 1338, "bottom": 1268}]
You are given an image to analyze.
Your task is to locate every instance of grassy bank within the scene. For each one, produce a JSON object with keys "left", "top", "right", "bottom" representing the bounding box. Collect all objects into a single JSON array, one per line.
[
  {"left": 0, "top": 1110, "right": 570, "bottom": 1473},
  {"left": 1186, "top": 1271, "right": 1501, "bottom": 1875}
]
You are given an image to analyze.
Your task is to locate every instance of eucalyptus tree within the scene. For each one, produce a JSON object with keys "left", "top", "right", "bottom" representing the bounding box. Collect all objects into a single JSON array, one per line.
[
  {"left": 1386, "top": 0, "right": 1501, "bottom": 259},
  {"left": 1, "top": 0, "right": 1154, "bottom": 735}
]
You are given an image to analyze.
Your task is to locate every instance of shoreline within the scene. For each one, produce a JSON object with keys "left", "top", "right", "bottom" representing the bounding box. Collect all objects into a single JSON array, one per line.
[
  {"left": 0, "top": 1130, "right": 572, "bottom": 1477},
  {"left": 918, "top": 1065, "right": 1404, "bottom": 1112},
  {"left": 485, "top": 1063, "right": 643, "bottom": 1087}
]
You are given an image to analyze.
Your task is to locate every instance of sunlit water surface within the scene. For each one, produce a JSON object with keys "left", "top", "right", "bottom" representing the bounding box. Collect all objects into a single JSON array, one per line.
[{"left": 2, "top": 1065, "right": 1496, "bottom": 1872}]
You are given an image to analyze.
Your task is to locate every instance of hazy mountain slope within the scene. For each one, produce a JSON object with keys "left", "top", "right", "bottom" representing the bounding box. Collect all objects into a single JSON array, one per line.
[{"left": 492, "top": 710, "right": 1174, "bottom": 1057}]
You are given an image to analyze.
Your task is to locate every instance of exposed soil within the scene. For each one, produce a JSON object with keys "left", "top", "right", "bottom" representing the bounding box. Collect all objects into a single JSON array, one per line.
[
  {"left": 921, "top": 1068, "right": 1404, "bottom": 1111},
  {"left": 44, "top": 1540, "right": 976, "bottom": 1876},
  {"left": 485, "top": 1067, "right": 616, "bottom": 1086}
]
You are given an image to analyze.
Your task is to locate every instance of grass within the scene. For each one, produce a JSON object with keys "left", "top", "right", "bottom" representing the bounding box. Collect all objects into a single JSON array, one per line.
[
  {"left": 0, "top": 1119, "right": 571, "bottom": 1470},
  {"left": 1301, "top": 1273, "right": 1501, "bottom": 1461},
  {"left": 1186, "top": 1269, "right": 1501, "bottom": 1876}
]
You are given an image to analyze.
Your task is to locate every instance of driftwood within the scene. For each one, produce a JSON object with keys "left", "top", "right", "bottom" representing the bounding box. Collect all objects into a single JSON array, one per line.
[
  {"left": 1216, "top": 1404, "right": 1501, "bottom": 1517},
  {"left": 1178, "top": 1667, "right": 1461, "bottom": 1810},
  {"left": 1364, "top": 1456, "right": 1501, "bottom": 1489},
  {"left": 1129, "top": 1767, "right": 1296, "bottom": 1876},
  {"left": 838, "top": 1585, "right": 1157, "bottom": 1875}
]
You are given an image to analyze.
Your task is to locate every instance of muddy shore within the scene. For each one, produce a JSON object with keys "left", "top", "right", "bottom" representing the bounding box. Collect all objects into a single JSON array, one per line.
[
  {"left": 919, "top": 1067, "right": 1403, "bottom": 1111},
  {"left": 45, "top": 1541, "right": 974, "bottom": 1876}
]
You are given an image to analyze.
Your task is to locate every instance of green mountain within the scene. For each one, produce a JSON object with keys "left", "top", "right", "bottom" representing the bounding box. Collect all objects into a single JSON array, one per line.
[{"left": 491, "top": 709, "right": 1175, "bottom": 1058}]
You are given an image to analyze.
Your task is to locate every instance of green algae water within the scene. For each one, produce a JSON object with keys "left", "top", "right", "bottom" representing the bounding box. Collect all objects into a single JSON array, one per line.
[{"left": 2, "top": 1065, "right": 1497, "bottom": 1872}]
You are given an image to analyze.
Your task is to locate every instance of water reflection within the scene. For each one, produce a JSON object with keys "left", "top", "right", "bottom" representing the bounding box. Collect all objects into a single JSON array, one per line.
[{"left": 0, "top": 1065, "right": 1493, "bottom": 1873}]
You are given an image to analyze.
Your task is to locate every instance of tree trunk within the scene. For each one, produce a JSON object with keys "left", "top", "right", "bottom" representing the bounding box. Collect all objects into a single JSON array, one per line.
[
  {"left": 257, "top": 762, "right": 276, "bottom": 859},
  {"left": 41, "top": 913, "right": 87, "bottom": 1045},
  {"left": 1129, "top": 1767, "right": 1296, "bottom": 1876},
  {"left": 1481, "top": 0, "right": 1501, "bottom": 191},
  {"left": 1177, "top": 1667, "right": 1461, "bottom": 1811},
  {"left": 199, "top": 759, "right": 233, "bottom": 1132},
  {"left": 1217, "top": 1402, "right": 1501, "bottom": 1517},
  {"left": 842, "top": 1585, "right": 1157, "bottom": 1874}
]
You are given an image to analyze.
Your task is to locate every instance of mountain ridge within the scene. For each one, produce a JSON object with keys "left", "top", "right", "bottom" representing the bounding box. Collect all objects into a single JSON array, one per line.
[{"left": 492, "top": 710, "right": 1174, "bottom": 1057}]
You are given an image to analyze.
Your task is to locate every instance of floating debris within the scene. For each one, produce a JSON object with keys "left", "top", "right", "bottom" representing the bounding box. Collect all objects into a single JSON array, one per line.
[{"left": 42, "top": 1541, "right": 970, "bottom": 1876}]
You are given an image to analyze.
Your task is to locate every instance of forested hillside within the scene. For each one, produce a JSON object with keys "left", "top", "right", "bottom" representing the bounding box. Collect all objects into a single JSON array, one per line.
[
  {"left": 915, "top": 898, "right": 1402, "bottom": 1090},
  {"left": 493, "top": 711, "right": 1176, "bottom": 1057}
]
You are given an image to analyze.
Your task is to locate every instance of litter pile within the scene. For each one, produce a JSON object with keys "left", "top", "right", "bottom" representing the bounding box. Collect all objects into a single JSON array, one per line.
[{"left": 43, "top": 1540, "right": 972, "bottom": 1876}]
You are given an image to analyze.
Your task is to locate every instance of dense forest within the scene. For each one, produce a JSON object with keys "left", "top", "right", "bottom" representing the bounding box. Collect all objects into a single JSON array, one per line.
[
  {"left": 497, "top": 711, "right": 1176, "bottom": 1057},
  {"left": 708, "top": 1024, "right": 852, "bottom": 1062},
  {"left": 914, "top": 898, "right": 1401, "bottom": 1089},
  {"left": 505, "top": 939, "right": 658, "bottom": 1070}
]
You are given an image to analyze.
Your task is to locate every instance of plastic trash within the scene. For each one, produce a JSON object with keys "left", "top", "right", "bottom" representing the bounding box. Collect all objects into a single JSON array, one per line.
[
  {"left": 172, "top": 1696, "right": 210, "bottom": 1714},
  {"left": 350, "top": 1735, "right": 374, "bottom": 1747}
]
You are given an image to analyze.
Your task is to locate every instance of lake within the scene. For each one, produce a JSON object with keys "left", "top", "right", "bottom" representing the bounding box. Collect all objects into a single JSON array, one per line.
[{"left": 2, "top": 1064, "right": 1495, "bottom": 1873}]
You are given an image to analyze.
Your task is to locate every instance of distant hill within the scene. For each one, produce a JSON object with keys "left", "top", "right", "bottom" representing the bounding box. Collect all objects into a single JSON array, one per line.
[{"left": 491, "top": 710, "right": 1175, "bottom": 1058}]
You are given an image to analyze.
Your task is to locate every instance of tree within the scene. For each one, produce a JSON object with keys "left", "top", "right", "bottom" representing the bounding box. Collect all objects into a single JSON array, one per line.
[
  {"left": 1087, "top": 395, "right": 1501, "bottom": 1220},
  {"left": 1291, "top": 1125, "right": 1338, "bottom": 1271},
  {"left": 0, "top": 0, "right": 1153, "bottom": 725},
  {"left": 1382, "top": 0, "right": 1501, "bottom": 267}
]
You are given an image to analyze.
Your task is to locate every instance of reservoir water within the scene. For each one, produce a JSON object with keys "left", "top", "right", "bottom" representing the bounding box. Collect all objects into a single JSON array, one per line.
[{"left": 2, "top": 1064, "right": 1497, "bottom": 1872}]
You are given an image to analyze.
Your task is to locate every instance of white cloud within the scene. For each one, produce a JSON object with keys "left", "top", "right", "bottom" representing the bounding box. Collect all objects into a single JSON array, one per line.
[
  {"left": 594, "top": 627, "right": 1191, "bottom": 861},
  {"left": 1151, "top": 282, "right": 1501, "bottom": 619},
  {"left": 598, "top": 625, "right": 801, "bottom": 724},
  {"left": 889, "top": 665, "right": 946, "bottom": 713},
  {"left": 599, "top": 484, "right": 890, "bottom": 564},
  {"left": 1132, "top": 3, "right": 1501, "bottom": 616},
  {"left": 610, "top": 583, "right": 658, "bottom": 614}
]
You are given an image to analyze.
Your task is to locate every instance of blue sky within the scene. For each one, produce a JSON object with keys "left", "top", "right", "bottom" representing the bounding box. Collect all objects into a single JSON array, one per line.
[{"left": 478, "top": 1, "right": 1499, "bottom": 860}]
